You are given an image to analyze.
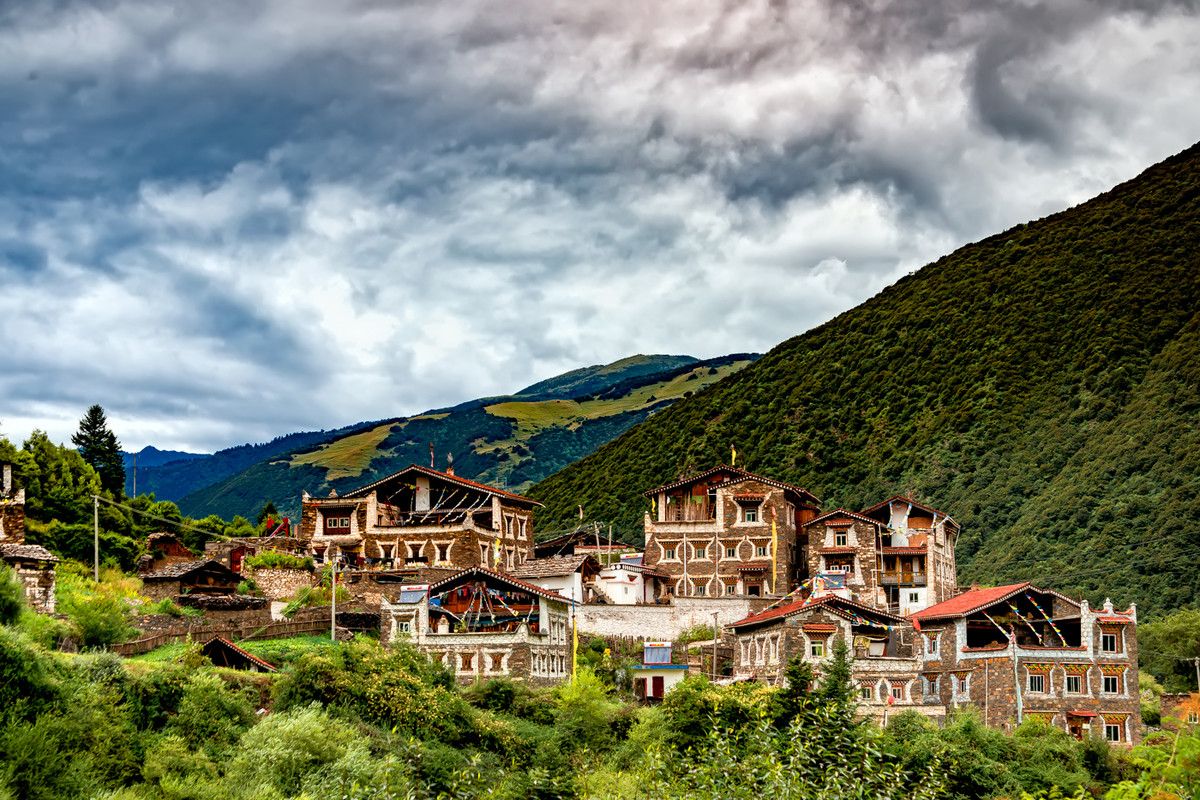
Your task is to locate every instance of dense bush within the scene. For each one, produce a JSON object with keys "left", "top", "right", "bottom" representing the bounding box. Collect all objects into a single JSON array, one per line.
[
  {"left": 60, "top": 593, "right": 137, "bottom": 648},
  {"left": 0, "top": 563, "right": 25, "bottom": 625},
  {"left": 244, "top": 553, "right": 314, "bottom": 571}
]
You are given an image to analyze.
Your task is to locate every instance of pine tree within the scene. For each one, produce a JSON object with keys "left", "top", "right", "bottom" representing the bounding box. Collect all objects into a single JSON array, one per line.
[
  {"left": 72, "top": 405, "right": 126, "bottom": 496},
  {"left": 816, "top": 638, "right": 857, "bottom": 712},
  {"left": 775, "top": 651, "right": 816, "bottom": 729}
]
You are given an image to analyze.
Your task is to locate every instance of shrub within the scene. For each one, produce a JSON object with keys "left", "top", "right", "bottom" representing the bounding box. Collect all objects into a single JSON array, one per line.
[
  {"left": 676, "top": 623, "right": 716, "bottom": 645},
  {"left": 147, "top": 597, "right": 201, "bottom": 618},
  {"left": 0, "top": 626, "right": 64, "bottom": 720},
  {"left": 16, "top": 608, "right": 72, "bottom": 650},
  {"left": 168, "top": 673, "right": 256, "bottom": 758},
  {"left": 244, "top": 553, "right": 313, "bottom": 571},
  {"left": 0, "top": 563, "right": 25, "bottom": 625},
  {"left": 61, "top": 593, "right": 137, "bottom": 648},
  {"left": 553, "top": 666, "right": 620, "bottom": 753}
]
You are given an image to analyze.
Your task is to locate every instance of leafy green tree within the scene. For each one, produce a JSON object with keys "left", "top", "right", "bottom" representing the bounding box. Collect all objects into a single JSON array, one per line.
[
  {"left": 1139, "top": 608, "right": 1200, "bottom": 692},
  {"left": 71, "top": 405, "right": 126, "bottom": 497},
  {"left": 815, "top": 637, "right": 856, "bottom": 712},
  {"left": 61, "top": 594, "right": 136, "bottom": 649},
  {"left": 256, "top": 501, "right": 280, "bottom": 527},
  {"left": 774, "top": 650, "right": 815, "bottom": 729}
]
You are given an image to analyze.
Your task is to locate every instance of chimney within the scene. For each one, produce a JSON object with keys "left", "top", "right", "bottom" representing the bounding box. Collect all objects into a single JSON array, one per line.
[
  {"left": 2, "top": 463, "right": 10, "bottom": 494},
  {"left": 446, "top": 466, "right": 455, "bottom": 476}
]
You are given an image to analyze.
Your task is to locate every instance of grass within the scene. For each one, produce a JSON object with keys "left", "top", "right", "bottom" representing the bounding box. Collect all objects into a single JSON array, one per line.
[{"left": 288, "top": 421, "right": 397, "bottom": 479}]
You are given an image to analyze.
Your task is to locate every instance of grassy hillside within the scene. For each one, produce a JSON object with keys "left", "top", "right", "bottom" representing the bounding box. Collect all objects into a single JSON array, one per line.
[
  {"left": 514, "top": 354, "right": 697, "bottom": 398},
  {"left": 179, "top": 353, "right": 758, "bottom": 521},
  {"left": 528, "top": 142, "right": 1200, "bottom": 618}
]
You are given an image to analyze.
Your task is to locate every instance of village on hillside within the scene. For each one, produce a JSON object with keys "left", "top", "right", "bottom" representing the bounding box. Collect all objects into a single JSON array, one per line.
[{"left": 5, "top": 455, "right": 1181, "bottom": 749}]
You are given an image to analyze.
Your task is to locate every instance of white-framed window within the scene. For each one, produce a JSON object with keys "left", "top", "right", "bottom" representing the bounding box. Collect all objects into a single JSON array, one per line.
[
  {"left": 925, "top": 635, "right": 939, "bottom": 656},
  {"left": 694, "top": 545, "right": 707, "bottom": 560},
  {"left": 726, "top": 546, "right": 737, "bottom": 558},
  {"left": 396, "top": 620, "right": 411, "bottom": 633},
  {"left": 1103, "top": 675, "right": 1120, "bottom": 694},
  {"left": 1065, "top": 675, "right": 1082, "bottom": 694},
  {"left": 860, "top": 685, "right": 873, "bottom": 700},
  {"left": 909, "top": 592, "right": 920, "bottom": 604},
  {"left": 926, "top": 676, "right": 939, "bottom": 695},
  {"left": 1105, "top": 724, "right": 1122, "bottom": 743},
  {"left": 810, "top": 640, "right": 825, "bottom": 657},
  {"left": 835, "top": 531, "right": 848, "bottom": 547},
  {"left": 479, "top": 544, "right": 487, "bottom": 563},
  {"left": 518, "top": 518, "right": 527, "bottom": 540},
  {"left": 663, "top": 547, "right": 676, "bottom": 560},
  {"left": 1028, "top": 674, "right": 1045, "bottom": 693},
  {"left": 756, "top": 545, "right": 768, "bottom": 558},
  {"left": 724, "top": 583, "right": 736, "bottom": 595},
  {"left": 1101, "top": 632, "right": 1119, "bottom": 652},
  {"left": 1187, "top": 711, "right": 1199, "bottom": 724},
  {"left": 954, "top": 673, "right": 970, "bottom": 696},
  {"left": 743, "top": 505, "right": 759, "bottom": 523},
  {"left": 890, "top": 684, "right": 905, "bottom": 701},
  {"left": 694, "top": 584, "right": 707, "bottom": 597}
]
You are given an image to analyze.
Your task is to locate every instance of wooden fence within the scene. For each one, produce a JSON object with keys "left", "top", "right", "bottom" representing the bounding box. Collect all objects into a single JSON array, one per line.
[{"left": 112, "top": 617, "right": 334, "bottom": 656}]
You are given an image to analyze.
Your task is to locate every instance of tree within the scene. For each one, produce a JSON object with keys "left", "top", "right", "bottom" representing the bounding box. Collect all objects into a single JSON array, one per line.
[
  {"left": 256, "top": 501, "right": 280, "bottom": 528},
  {"left": 71, "top": 405, "right": 126, "bottom": 496},
  {"left": 774, "top": 651, "right": 815, "bottom": 729},
  {"left": 816, "top": 638, "right": 856, "bottom": 712}
]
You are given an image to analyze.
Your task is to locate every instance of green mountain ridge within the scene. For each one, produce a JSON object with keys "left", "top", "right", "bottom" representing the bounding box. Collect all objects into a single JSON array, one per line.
[
  {"left": 178, "top": 353, "right": 760, "bottom": 522},
  {"left": 528, "top": 141, "right": 1200, "bottom": 618}
]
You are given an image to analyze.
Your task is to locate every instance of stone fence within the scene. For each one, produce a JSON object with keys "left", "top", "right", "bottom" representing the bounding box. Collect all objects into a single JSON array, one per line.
[{"left": 249, "top": 567, "right": 315, "bottom": 601}]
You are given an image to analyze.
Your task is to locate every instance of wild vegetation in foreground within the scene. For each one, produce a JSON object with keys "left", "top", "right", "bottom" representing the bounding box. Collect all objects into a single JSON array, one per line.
[{"left": 3, "top": 579, "right": 1198, "bottom": 800}]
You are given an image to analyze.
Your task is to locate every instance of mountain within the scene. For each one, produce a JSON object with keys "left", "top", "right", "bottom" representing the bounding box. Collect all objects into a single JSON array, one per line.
[
  {"left": 129, "top": 424, "right": 386, "bottom": 505},
  {"left": 122, "top": 446, "right": 208, "bottom": 470},
  {"left": 177, "top": 353, "right": 760, "bottom": 522},
  {"left": 528, "top": 142, "right": 1200, "bottom": 618}
]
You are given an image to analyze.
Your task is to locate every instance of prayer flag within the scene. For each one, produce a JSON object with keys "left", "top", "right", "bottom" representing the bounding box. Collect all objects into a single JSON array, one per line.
[{"left": 731, "top": 445, "right": 737, "bottom": 466}]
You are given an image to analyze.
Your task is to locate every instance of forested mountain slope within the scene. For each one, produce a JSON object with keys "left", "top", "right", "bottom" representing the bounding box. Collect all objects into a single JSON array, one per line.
[
  {"left": 529, "top": 142, "right": 1200, "bottom": 617},
  {"left": 179, "top": 353, "right": 758, "bottom": 522}
]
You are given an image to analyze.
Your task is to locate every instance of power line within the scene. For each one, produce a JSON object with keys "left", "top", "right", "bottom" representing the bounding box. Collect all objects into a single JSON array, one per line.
[{"left": 93, "top": 494, "right": 238, "bottom": 543}]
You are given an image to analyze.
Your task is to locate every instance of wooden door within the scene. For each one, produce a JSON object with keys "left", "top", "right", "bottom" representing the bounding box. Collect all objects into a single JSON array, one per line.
[{"left": 652, "top": 675, "right": 665, "bottom": 698}]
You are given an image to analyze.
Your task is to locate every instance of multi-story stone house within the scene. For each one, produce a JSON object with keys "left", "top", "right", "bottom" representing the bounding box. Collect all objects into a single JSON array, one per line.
[
  {"left": 642, "top": 466, "right": 821, "bottom": 598},
  {"left": 299, "top": 464, "right": 542, "bottom": 572},
  {"left": 911, "top": 582, "right": 1141, "bottom": 744},
  {"left": 379, "top": 566, "right": 573, "bottom": 686},
  {"left": 801, "top": 497, "right": 960, "bottom": 615},
  {"left": 727, "top": 594, "right": 931, "bottom": 723}
]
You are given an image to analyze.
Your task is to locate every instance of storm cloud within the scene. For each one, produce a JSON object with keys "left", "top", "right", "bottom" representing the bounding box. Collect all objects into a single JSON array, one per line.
[{"left": 1, "top": 0, "right": 1198, "bottom": 451}]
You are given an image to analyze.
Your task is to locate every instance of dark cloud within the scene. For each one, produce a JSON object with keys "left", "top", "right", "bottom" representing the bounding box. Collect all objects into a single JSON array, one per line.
[{"left": 0, "top": 0, "right": 1196, "bottom": 451}]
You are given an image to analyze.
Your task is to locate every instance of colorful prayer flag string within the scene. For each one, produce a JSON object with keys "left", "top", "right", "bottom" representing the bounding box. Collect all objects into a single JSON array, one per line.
[
  {"left": 1024, "top": 592, "right": 1067, "bottom": 644},
  {"left": 1008, "top": 602, "right": 1044, "bottom": 645}
]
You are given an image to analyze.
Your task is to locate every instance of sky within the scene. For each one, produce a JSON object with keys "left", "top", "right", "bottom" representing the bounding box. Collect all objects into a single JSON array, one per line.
[{"left": 2, "top": 0, "right": 1199, "bottom": 454}]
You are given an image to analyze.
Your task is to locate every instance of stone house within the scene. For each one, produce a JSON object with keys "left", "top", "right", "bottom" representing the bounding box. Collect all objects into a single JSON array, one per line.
[
  {"left": 642, "top": 465, "right": 821, "bottom": 599},
  {"left": 910, "top": 582, "right": 1141, "bottom": 744},
  {"left": 204, "top": 535, "right": 308, "bottom": 574},
  {"left": 801, "top": 497, "right": 960, "bottom": 615},
  {"left": 0, "top": 462, "right": 57, "bottom": 614},
  {"left": 299, "top": 464, "right": 541, "bottom": 572},
  {"left": 727, "top": 594, "right": 931, "bottom": 723},
  {"left": 0, "top": 543, "right": 58, "bottom": 614},
  {"left": 140, "top": 559, "right": 242, "bottom": 601},
  {"left": 136, "top": 532, "right": 198, "bottom": 574},
  {"left": 1161, "top": 693, "right": 1200, "bottom": 730},
  {"left": 379, "top": 566, "right": 573, "bottom": 686},
  {"left": 0, "top": 462, "right": 26, "bottom": 545},
  {"left": 508, "top": 554, "right": 600, "bottom": 604}
]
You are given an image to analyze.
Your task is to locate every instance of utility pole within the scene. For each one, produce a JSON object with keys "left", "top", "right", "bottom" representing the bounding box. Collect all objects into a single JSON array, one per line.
[
  {"left": 1194, "top": 657, "right": 1199, "bottom": 692},
  {"left": 132, "top": 452, "right": 137, "bottom": 497},
  {"left": 93, "top": 495, "right": 99, "bottom": 581}
]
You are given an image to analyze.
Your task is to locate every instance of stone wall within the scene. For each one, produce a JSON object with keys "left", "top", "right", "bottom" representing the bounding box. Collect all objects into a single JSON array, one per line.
[
  {"left": 13, "top": 563, "right": 55, "bottom": 613},
  {"left": 142, "top": 579, "right": 182, "bottom": 601},
  {"left": 251, "top": 567, "right": 314, "bottom": 601},
  {"left": 0, "top": 499, "right": 25, "bottom": 544},
  {"left": 576, "top": 596, "right": 770, "bottom": 640},
  {"left": 132, "top": 603, "right": 273, "bottom": 637}
]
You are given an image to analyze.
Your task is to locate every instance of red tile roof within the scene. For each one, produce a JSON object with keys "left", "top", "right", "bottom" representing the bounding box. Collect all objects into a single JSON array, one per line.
[
  {"left": 1096, "top": 616, "right": 1135, "bottom": 625},
  {"left": 910, "top": 583, "right": 1032, "bottom": 621}
]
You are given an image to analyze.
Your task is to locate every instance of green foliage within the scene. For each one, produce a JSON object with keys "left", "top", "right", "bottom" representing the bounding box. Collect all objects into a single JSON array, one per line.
[
  {"left": 244, "top": 552, "right": 313, "bottom": 571},
  {"left": 815, "top": 637, "right": 856, "bottom": 710},
  {"left": 774, "top": 651, "right": 815, "bottom": 729},
  {"left": 61, "top": 592, "right": 137, "bottom": 648},
  {"left": 1106, "top": 728, "right": 1200, "bottom": 799},
  {"left": 167, "top": 673, "right": 255, "bottom": 758},
  {"left": 16, "top": 607, "right": 73, "bottom": 649},
  {"left": 0, "top": 562, "right": 25, "bottom": 625},
  {"left": 676, "top": 622, "right": 716, "bottom": 645},
  {"left": 553, "top": 666, "right": 620, "bottom": 753},
  {"left": 72, "top": 405, "right": 126, "bottom": 497},
  {"left": 660, "top": 675, "right": 777, "bottom": 753},
  {"left": 529, "top": 143, "right": 1200, "bottom": 616},
  {"left": 1139, "top": 608, "right": 1200, "bottom": 692}
]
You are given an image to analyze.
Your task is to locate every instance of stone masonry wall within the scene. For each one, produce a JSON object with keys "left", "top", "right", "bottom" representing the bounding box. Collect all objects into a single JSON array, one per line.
[{"left": 251, "top": 568, "right": 315, "bottom": 601}]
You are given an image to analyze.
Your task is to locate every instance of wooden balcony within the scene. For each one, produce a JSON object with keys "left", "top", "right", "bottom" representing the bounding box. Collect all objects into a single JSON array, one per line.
[
  {"left": 881, "top": 571, "right": 927, "bottom": 586},
  {"left": 660, "top": 503, "right": 716, "bottom": 523}
]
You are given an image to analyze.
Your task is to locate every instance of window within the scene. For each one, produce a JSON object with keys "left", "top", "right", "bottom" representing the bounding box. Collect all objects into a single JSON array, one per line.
[
  {"left": 1105, "top": 724, "right": 1122, "bottom": 743},
  {"left": 927, "top": 676, "right": 939, "bottom": 694},
  {"left": 694, "top": 584, "right": 706, "bottom": 597},
  {"left": 1028, "top": 674, "right": 1045, "bottom": 693},
  {"left": 694, "top": 545, "right": 707, "bottom": 560},
  {"left": 1065, "top": 675, "right": 1081, "bottom": 694},
  {"left": 744, "top": 506, "right": 759, "bottom": 523},
  {"left": 909, "top": 592, "right": 920, "bottom": 604},
  {"left": 437, "top": 544, "right": 449, "bottom": 562},
  {"left": 726, "top": 546, "right": 737, "bottom": 558},
  {"left": 409, "top": 544, "right": 421, "bottom": 559},
  {"left": 664, "top": 547, "right": 676, "bottom": 560},
  {"left": 810, "top": 640, "right": 825, "bottom": 657},
  {"left": 835, "top": 532, "right": 848, "bottom": 547},
  {"left": 890, "top": 684, "right": 905, "bottom": 701},
  {"left": 756, "top": 545, "right": 768, "bottom": 558},
  {"left": 1101, "top": 633, "right": 1118, "bottom": 652},
  {"left": 480, "top": 544, "right": 488, "bottom": 563},
  {"left": 1103, "top": 675, "right": 1120, "bottom": 694},
  {"left": 396, "top": 620, "right": 411, "bottom": 633},
  {"left": 860, "top": 685, "right": 874, "bottom": 700},
  {"left": 724, "top": 584, "right": 736, "bottom": 595},
  {"left": 955, "top": 674, "right": 970, "bottom": 694},
  {"left": 925, "top": 635, "right": 939, "bottom": 656},
  {"left": 1187, "top": 711, "right": 1199, "bottom": 724}
]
